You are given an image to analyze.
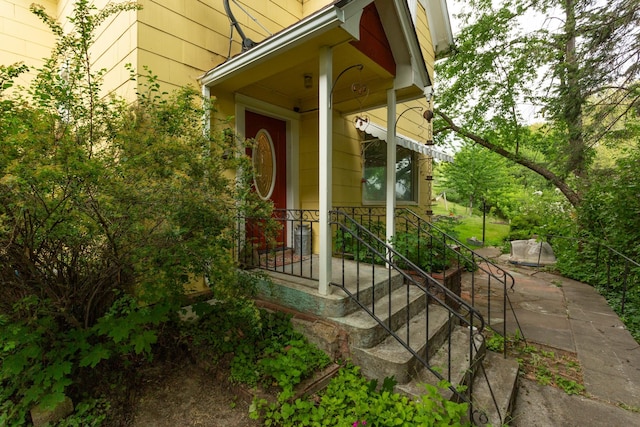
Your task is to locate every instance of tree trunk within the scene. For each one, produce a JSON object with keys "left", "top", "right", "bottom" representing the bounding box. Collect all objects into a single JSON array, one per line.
[{"left": 562, "top": 0, "right": 587, "bottom": 178}]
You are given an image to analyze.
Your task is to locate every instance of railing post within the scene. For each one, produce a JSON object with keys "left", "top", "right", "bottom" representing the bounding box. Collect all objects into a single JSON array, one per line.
[{"left": 621, "top": 260, "right": 630, "bottom": 314}]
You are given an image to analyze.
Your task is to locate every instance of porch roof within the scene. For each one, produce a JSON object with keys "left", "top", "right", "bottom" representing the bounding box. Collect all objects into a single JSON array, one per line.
[
  {"left": 354, "top": 116, "right": 454, "bottom": 162},
  {"left": 199, "top": 0, "right": 440, "bottom": 114}
]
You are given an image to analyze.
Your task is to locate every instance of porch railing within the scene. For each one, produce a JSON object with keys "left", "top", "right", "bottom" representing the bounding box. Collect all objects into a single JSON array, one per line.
[
  {"left": 336, "top": 206, "right": 525, "bottom": 348},
  {"left": 234, "top": 208, "right": 319, "bottom": 279},
  {"left": 331, "top": 209, "right": 496, "bottom": 424}
]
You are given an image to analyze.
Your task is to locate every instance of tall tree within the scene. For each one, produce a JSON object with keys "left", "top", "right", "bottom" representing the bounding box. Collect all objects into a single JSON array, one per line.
[
  {"left": 439, "top": 143, "right": 512, "bottom": 214},
  {"left": 434, "top": 0, "right": 640, "bottom": 207}
]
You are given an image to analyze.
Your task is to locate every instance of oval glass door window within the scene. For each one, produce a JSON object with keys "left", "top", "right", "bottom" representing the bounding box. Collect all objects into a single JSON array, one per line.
[{"left": 252, "top": 129, "right": 276, "bottom": 200}]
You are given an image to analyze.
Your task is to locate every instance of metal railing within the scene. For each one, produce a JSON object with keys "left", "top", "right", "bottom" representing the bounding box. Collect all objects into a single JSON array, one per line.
[
  {"left": 543, "top": 235, "right": 640, "bottom": 316},
  {"left": 236, "top": 207, "right": 519, "bottom": 424},
  {"left": 397, "top": 209, "right": 525, "bottom": 346},
  {"left": 235, "top": 209, "right": 319, "bottom": 279},
  {"left": 336, "top": 206, "right": 525, "bottom": 348},
  {"left": 331, "top": 209, "right": 496, "bottom": 424}
]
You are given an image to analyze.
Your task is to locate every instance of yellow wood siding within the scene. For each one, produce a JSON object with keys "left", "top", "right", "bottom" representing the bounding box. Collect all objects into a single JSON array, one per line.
[
  {"left": 416, "top": 2, "right": 435, "bottom": 78},
  {"left": 0, "top": 0, "right": 56, "bottom": 86},
  {"left": 301, "top": 0, "right": 333, "bottom": 17}
]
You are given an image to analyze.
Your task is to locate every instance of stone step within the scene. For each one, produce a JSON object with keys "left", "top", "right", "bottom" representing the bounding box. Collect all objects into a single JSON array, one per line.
[
  {"left": 330, "top": 284, "right": 427, "bottom": 349},
  {"left": 395, "top": 326, "right": 485, "bottom": 398},
  {"left": 257, "top": 265, "right": 404, "bottom": 318},
  {"left": 470, "top": 350, "right": 519, "bottom": 427},
  {"left": 351, "top": 305, "right": 453, "bottom": 384}
]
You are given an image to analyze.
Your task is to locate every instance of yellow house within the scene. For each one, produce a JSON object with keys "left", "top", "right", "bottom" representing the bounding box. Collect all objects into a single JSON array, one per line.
[{"left": 1, "top": 0, "right": 454, "bottom": 295}]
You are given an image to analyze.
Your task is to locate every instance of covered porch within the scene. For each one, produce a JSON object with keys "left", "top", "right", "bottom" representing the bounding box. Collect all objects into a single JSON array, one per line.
[{"left": 200, "top": 0, "right": 437, "bottom": 296}]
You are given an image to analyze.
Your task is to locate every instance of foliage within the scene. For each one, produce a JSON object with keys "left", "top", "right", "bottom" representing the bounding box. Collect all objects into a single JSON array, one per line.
[
  {"left": 180, "top": 299, "right": 330, "bottom": 393},
  {"left": 509, "top": 340, "right": 585, "bottom": 396},
  {"left": 0, "top": 1, "right": 272, "bottom": 424},
  {"left": 435, "top": 0, "right": 640, "bottom": 207},
  {"left": 0, "top": 296, "right": 172, "bottom": 426},
  {"left": 53, "top": 398, "right": 110, "bottom": 427},
  {"left": 334, "top": 221, "right": 386, "bottom": 265},
  {"left": 439, "top": 143, "right": 514, "bottom": 214},
  {"left": 507, "top": 189, "right": 575, "bottom": 241},
  {"left": 391, "top": 231, "right": 450, "bottom": 273},
  {"left": 251, "top": 364, "right": 470, "bottom": 427}
]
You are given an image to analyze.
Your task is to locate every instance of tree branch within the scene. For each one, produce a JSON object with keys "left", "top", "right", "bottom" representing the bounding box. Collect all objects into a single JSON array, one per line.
[{"left": 434, "top": 108, "right": 582, "bottom": 207}]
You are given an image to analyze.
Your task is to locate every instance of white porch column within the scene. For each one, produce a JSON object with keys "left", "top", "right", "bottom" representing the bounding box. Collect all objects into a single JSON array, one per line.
[
  {"left": 318, "top": 46, "right": 333, "bottom": 295},
  {"left": 385, "top": 88, "right": 397, "bottom": 259}
]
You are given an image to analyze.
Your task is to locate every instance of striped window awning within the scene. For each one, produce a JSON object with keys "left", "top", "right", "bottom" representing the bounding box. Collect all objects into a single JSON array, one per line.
[{"left": 354, "top": 116, "right": 454, "bottom": 162}]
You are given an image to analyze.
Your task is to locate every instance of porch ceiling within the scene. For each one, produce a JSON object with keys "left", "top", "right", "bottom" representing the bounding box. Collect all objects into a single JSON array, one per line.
[{"left": 200, "top": 1, "right": 429, "bottom": 114}]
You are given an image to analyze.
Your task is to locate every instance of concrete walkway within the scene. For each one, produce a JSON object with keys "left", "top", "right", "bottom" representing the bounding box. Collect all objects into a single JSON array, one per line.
[{"left": 468, "top": 247, "right": 640, "bottom": 426}]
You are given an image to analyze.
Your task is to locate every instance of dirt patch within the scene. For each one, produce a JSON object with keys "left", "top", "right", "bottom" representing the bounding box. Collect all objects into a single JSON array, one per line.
[{"left": 129, "top": 360, "right": 260, "bottom": 427}]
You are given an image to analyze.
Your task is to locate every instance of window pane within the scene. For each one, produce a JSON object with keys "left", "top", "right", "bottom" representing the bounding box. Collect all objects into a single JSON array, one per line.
[
  {"left": 363, "top": 139, "right": 386, "bottom": 202},
  {"left": 396, "top": 147, "right": 414, "bottom": 201},
  {"left": 363, "top": 139, "right": 416, "bottom": 203}
]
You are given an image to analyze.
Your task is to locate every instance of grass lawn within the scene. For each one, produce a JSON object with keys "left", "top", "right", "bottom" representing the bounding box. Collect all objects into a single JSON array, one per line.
[{"left": 430, "top": 200, "right": 510, "bottom": 246}]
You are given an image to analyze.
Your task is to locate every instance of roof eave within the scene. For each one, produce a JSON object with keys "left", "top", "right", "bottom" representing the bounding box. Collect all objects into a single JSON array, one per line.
[
  {"left": 424, "top": 0, "right": 455, "bottom": 60},
  {"left": 199, "top": 5, "right": 354, "bottom": 88}
]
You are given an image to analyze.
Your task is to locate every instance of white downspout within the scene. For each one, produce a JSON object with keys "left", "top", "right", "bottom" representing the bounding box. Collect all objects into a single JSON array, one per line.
[
  {"left": 385, "top": 88, "right": 397, "bottom": 260},
  {"left": 318, "top": 46, "right": 333, "bottom": 295}
]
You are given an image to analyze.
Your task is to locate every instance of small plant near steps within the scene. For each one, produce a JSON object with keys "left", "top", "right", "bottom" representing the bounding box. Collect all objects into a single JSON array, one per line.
[
  {"left": 250, "top": 364, "right": 471, "bottom": 426},
  {"left": 485, "top": 329, "right": 585, "bottom": 396}
]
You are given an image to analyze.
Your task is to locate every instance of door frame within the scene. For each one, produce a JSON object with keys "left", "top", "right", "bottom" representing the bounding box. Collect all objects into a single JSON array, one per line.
[{"left": 235, "top": 94, "right": 300, "bottom": 247}]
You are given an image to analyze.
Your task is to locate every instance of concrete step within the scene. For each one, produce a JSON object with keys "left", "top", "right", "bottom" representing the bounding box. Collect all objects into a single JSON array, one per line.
[
  {"left": 395, "top": 326, "right": 485, "bottom": 398},
  {"left": 257, "top": 264, "right": 404, "bottom": 318},
  {"left": 351, "top": 305, "right": 453, "bottom": 384},
  {"left": 470, "top": 350, "right": 519, "bottom": 427},
  {"left": 330, "top": 284, "right": 427, "bottom": 349}
]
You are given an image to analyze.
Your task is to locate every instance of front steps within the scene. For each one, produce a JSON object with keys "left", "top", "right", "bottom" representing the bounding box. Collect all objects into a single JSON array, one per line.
[{"left": 257, "top": 263, "right": 519, "bottom": 426}]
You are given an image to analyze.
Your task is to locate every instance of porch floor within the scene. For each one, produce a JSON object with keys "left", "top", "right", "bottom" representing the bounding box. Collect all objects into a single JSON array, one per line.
[{"left": 254, "top": 255, "right": 402, "bottom": 318}]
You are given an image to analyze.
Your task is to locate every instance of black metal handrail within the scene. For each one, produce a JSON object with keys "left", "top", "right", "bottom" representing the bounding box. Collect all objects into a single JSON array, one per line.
[
  {"left": 543, "top": 234, "right": 640, "bottom": 316},
  {"left": 330, "top": 209, "right": 494, "bottom": 424},
  {"left": 335, "top": 206, "right": 525, "bottom": 349},
  {"left": 397, "top": 208, "right": 525, "bottom": 347},
  {"left": 234, "top": 209, "right": 319, "bottom": 280}
]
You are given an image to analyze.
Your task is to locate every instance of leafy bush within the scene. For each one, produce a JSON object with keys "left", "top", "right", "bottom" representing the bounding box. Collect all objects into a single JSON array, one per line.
[
  {"left": 0, "top": 1, "right": 271, "bottom": 424},
  {"left": 334, "top": 221, "right": 386, "bottom": 264},
  {"left": 0, "top": 295, "right": 172, "bottom": 426},
  {"left": 391, "top": 231, "right": 450, "bottom": 273},
  {"left": 179, "top": 299, "right": 330, "bottom": 392},
  {"left": 251, "top": 364, "right": 470, "bottom": 427}
]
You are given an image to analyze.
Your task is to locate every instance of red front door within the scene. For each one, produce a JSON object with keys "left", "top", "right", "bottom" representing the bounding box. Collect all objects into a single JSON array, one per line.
[{"left": 245, "top": 111, "right": 287, "bottom": 249}]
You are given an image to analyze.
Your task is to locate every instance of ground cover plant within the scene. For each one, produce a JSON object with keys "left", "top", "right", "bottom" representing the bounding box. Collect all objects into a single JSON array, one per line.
[
  {"left": 250, "top": 364, "right": 471, "bottom": 427},
  {"left": 0, "top": 1, "right": 271, "bottom": 424},
  {"left": 486, "top": 329, "right": 585, "bottom": 396}
]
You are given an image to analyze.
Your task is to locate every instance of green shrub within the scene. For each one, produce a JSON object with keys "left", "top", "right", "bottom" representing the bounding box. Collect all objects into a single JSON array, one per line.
[
  {"left": 391, "top": 231, "right": 450, "bottom": 272},
  {"left": 0, "top": 1, "right": 272, "bottom": 424},
  {"left": 0, "top": 296, "right": 172, "bottom": 426},
  {"left": 251, "top": 364, "right": 470, "bottom": 427},
  {"left": 179, "top": 299, "right": 330, "bottom": 392}
]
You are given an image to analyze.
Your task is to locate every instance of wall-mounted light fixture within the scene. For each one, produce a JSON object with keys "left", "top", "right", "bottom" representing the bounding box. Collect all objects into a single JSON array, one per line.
[{"left": 304, "top": 73, "right": 313, "bottom": 89}]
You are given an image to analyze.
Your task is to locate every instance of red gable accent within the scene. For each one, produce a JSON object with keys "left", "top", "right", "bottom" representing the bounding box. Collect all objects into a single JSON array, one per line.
[{"left": 350, "top": 3, "right": 396, "bottom": 76}]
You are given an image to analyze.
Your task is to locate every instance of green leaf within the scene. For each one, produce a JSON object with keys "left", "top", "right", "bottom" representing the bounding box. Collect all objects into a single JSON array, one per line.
[
  {"left": 132, "top": 330, "right": 157, "bottom": 354},
  {"left": 38, "top": 392, "right": 66, "bottom": 411},
  {"left": 79, "top": 344, "right": 112, "bottom": 368}
]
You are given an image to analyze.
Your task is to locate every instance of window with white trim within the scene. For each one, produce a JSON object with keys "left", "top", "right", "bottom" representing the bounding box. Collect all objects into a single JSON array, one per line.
[{"left": 362, "top": 137, "right": 418, "bottom": 203}]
